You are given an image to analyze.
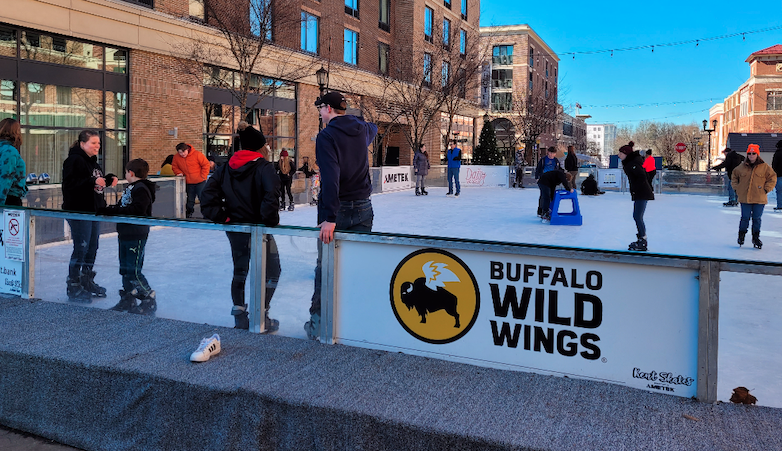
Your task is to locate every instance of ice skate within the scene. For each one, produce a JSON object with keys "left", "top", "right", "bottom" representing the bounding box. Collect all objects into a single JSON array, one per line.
[
  {"left": 110, "top": 290, "right": 137, "bottom": 312},
  {"left": 80, "top": 269, "right": 107, "bottom": 298},
  {"left": 304, "top": 313, "right": 320, "bottom": 340},
  {"left": 752, "top": 231, "right": 762, "bottom": 249},
  {"left": 288, "top": 204, "right": 294, "bottom": 211},
  {"left": 415, "top": 188, "right": 421, "bottom": 196},
  {"left": 262, "top": 313, "right": 279, "bottom": 334},
  {"left": 628, "top": 235, "right": 648, "bottom": 251},
  {"left": 66, "top": 280, "right": 92, "bottom": 303},
  {"left": 279, "top": 203, "right": 285, "bottom": 211},
  {"left": 723, "top": 200, "right": 738, "bottom": 207},
  {"left": 421, "top": 188, "right": 428, "bottom": 195},
  {"left": 232, "top": 304, "right": 249, "bottom": 330},
  {"left": 129, "top": 291, "right": 156, "bottom": 315},
  {"left": 738, "top": 230, "right": 746, "bottom": 246},
  {"left": 774, "top": 207, "right": 782, "bottom": 212}
]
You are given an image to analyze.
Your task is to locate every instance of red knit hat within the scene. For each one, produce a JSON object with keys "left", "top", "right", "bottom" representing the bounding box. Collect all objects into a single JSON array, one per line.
[
  {"left": 747, "top": 144, "right": 760, "bottom": 155},
  {"left": 618, "top": 141, "right": 635, "bottom": 156}
]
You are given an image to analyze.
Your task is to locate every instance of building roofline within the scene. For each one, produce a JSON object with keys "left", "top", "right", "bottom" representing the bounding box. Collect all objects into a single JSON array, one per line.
[{"left": 479, "top": 24, "right": 559, "bottom": 62}]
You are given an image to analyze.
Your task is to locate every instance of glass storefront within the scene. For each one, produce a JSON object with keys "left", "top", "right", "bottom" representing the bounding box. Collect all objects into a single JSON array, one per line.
[
  {"left": 440, "top": 113, "right": 474, "bottom": 164},
  {"left": 0, "top": 24, "right": 128, "bottom": 182}
]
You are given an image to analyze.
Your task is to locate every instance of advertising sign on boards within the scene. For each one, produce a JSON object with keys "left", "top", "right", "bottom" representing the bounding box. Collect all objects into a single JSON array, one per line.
[
  {"left": 0, "top": 210, "right": 24, "bottom": 295},
  {"left": 381, "top": 166, "right": 413, "bottom": 192}
]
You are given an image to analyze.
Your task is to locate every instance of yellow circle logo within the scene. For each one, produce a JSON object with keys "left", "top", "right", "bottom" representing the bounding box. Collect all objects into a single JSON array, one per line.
[{"left": 389, "top": 249, "right": 480, "bottom": 344}]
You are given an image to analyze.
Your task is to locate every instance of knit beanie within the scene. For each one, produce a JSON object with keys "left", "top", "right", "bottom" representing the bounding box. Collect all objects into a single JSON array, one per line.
[
  {"left": 237, "top": 121, "right": 266, "bottom": 151},
  {"left": 618, "top": 141, "right": 635, "bottom": 156}
]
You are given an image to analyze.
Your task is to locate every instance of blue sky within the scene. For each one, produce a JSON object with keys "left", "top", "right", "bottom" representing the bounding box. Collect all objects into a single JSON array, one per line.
[{"left": 479, "top": 1, "right": 782, "bottom": 126}]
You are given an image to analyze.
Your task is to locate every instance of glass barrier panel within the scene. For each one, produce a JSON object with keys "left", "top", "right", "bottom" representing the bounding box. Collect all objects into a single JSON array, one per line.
[{"left": 266, "top": 231, "right": 318, "bottom": 338}]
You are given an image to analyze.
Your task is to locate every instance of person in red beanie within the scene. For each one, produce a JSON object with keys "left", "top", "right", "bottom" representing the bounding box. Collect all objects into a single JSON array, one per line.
[
  {"left": 731, "top": 144, "right": 776, "bottom": 248},
  {"left": 275, "top": 148, "right": 296, "bottom": 211},
  {"left": 618, "top": 141, "right": 654, "bottom": 251}
]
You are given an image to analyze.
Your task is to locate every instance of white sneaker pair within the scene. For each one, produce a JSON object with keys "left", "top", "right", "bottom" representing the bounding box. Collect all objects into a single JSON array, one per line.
[{"left": 190, "top": 334, "right": 221, "bottom": 362}]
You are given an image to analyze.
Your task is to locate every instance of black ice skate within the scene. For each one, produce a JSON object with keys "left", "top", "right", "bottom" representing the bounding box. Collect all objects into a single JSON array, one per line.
[
  {"left": 628, "top": 235, "right": 648, "bottom": 251},
  {"left": 752, "top": 231, "right": 762, "bottom": 249},
  {"left": 723, "top": 200, "right": 738, "bottom": 207},
  {"left": 288, "top": 204, "right": 294, "bottom": 211},
  {"left": 415, "top": 188, "right": 421, "bottom": 196},
  {"left": 738, "top": 230, "right": 746, "bottom": 247},
  {"left": 129, "top": 291, "right": 156, "bottom": 315},
  {"left": 110, "top": 290, "right": 137, "bottom": 312},
  {"left": 66, "top": 280, "right": 92, "bottom": 303},
  {"left": 80, "top": 269, "right": 107, "bottom": 297},
  {"left": 421, "top": 188, "right": 428, "bottom": 195}
]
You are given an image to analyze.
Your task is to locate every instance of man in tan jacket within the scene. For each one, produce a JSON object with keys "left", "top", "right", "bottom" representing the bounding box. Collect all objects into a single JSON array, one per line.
[
  {"left": 173, "top": 142, "right": 210, "bottom": 218},
  {"left": 731, "top": 144, "right": 777, "bottom": 248}
]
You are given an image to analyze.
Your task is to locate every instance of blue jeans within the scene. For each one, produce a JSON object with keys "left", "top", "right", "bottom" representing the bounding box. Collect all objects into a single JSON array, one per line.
[
  {"left": 67, "top": 219, "right": 100, "bottom": 281},
  {"left": 726, "top": 174, "right": 737, "bottom": 203},
  {"left": 447, "top": 167, "right": 461, "bottom": 194},
  {"left": 186, "top": 181, "right": 206, "bottom": 217},
  {"left": 739, "top": 203, "right": 764, "bottom": 234},
  {"left": 118, "top": 238, "right": 152, "bottom": 297},
  {"left": 310, "top": 199, "right": 373, "bottom": 315},
  {"left": 537, "top": 182, "right": 553, "bottom": 215},
  {"left": 775, "top": 177, "right": 782, "bottom": 209},
  {"left": 633, "top": 200, "right": 648, "bottom": 238}
]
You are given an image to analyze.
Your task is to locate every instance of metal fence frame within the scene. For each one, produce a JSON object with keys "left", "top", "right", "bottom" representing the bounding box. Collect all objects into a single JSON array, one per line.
[{"left": 13, "top": 207, "right": 782, "bottom": 403}]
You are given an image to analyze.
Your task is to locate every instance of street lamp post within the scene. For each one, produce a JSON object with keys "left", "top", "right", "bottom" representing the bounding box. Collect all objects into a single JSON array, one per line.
[
  {"left": 316, "top": 66, "right": 329, "bottom": 131},
  {"left": 702, "top": 119, "right": 717, "bottom": 170}
]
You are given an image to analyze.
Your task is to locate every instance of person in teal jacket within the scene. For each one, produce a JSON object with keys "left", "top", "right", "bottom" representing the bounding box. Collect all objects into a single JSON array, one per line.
[{"left": 0, "top": 118, "right": 28, "bottom": 206}]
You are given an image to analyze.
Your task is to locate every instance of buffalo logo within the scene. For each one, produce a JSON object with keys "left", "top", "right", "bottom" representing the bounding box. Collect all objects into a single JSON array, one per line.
[{"left": 390, "top": 249, "right": 479, "bottom": 344}]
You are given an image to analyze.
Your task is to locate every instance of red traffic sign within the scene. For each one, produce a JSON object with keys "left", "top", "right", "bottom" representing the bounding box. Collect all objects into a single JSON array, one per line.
[{"left": 675, "top": 142, "right": 687, "bottom": 153}]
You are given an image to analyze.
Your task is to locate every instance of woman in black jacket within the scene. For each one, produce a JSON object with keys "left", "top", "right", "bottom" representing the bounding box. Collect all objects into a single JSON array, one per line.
[
  {"left": 618, "top": 141, "right": 654, "bottom": 251},
  {"left": 275, "top": 149, "right": 296, "bottom": 211},
  {"left": 61, "top": 130, "right": 117, "bottom": 302}
]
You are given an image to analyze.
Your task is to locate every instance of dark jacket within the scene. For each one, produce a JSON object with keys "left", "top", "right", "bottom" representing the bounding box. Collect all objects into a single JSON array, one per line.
[
  {"left": 200, "top": 150, "right": 280, "bottom": 226},
  {"left": 98, "top": 179, "right": 156, "bottom": 241},
  {"left": 316, "top": 115, "right": 377, "bottom": 223},
  {"left": 62, "top": 144, "right": 116, "bottom": 212},
  {"left": 581, "top": 175, "right": 599, "bottom": 195},
  {"left": 622, "top": 151, "right": 654, "bottom": 201},
  {"left": 535, "top": 156, "right": 561, "bottom": 179},
  {"left": 413, "top": 150, "right": 430, "bottom": 176},
  {"left": 772, "top": 149, "right": 782, "bottom": 177},
  {"left": 537, "top": 169, "right": 572, "bottom": 191},
  {"left": 564, "top": 151, "right": 578, "bottom": 171},
  {"left": 275, "top": 159, "right": 296, "bottom": 183},
  {"left": 712, "top": 150, "right": 745, "bottom": 178},
  {"left": 298, "top": 161, "right": 316, "bottom": 178}
]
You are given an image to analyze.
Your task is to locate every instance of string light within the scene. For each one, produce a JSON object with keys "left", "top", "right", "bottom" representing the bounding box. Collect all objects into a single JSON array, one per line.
[
  {"left": 579, "top": 98, "right": 720, "bottom": 109},
  {"left": 560, "top": 25, "right": 782, "bottom": 57}
]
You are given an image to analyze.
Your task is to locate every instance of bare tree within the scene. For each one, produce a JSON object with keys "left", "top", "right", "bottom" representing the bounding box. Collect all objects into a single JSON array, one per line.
[{"left": 504, "top": 81, "right": 559, "bottom": 165}]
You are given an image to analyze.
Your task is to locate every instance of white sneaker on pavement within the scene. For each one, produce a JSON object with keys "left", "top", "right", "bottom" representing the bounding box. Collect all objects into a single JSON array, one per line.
[{"left": 190, "top": 334, "right": 221, "bottom": 362}]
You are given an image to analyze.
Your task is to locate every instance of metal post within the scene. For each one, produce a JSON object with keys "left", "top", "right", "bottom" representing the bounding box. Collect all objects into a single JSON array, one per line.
[
  {"left": 248, "top": 227, "right": 267, "bottom": 333},
  {"left": 696, "top": 260, "right": 720, "bottom": 403},
  {"left": 21, "top": 209, "right": 35, "bottom": 299},
  {"left": 319, "top": 239, "right": 337, "bottom": 344}
]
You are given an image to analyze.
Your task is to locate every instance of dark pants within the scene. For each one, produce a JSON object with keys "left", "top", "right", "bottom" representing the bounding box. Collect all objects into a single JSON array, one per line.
[
  {"left": 226, "top": 232, "right": 281, "bottom": 310},
  {"left": 633, "top": 200, "right": 648, "bottom": 238},
  {"left": 185, "top": 181, "right": 206, "bottom": 217},
  {"left": 310, "top": 199, "right": 373, "bottom": 315},
  {"left": 118, "top": 238, "right": 152, "bottom": 296},
  {"left": 646, "top": 170, "right": 656, "bottom": 187},
  {"left": 5, "top": 195, "right": 22, "bottom": 206},
  {"left": 280, "top": 179, "right": 293, "bottom": 206},
  {"left": 447, "top": 167, "right": 460, "bottom": 194},
  {"left": 739, "top": 203, "right": 764, "bottom": 234},
  {"left": 67, "top": 219, "right": 100, "bottom": 281},
  {"left": 537, "top": 182, "right": 554, "bottom": 215}
]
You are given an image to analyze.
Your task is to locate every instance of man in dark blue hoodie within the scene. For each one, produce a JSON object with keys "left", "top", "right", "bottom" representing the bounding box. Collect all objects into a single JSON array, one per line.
[{"left": 306, "top": 91, "right": 377, "bottom": 340}]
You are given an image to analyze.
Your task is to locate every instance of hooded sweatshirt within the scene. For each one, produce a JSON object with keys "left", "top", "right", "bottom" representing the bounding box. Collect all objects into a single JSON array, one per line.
[
  {"left": 98, "top": 179, "right": 156, "bottom": 240},
  {"left": 316, "top": 115, "right": 377, "bottom": 223},
  {"left": 62, "top": 144, "right": 116, "bottom": 212},
  {"left": 200, "top": 149, "right": 280, "bottom": 226}
]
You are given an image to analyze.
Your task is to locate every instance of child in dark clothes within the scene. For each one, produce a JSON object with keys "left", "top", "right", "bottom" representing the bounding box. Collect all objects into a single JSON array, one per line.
[{"left": 98, "top": 158, "right": 157, "bottom": 314}]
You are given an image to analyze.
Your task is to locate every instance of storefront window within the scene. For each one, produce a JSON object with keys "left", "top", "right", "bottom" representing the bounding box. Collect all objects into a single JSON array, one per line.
[
  {"left": 0, "top": 80, "right": 15, "bottom": 120},
  {"left": 21, "top": 31, "right": 103, "bottom": 70},
  {"left": 20, "top": 82, "right": 104, "bottom": 128},
  {"left": 105, "top": 48, "right": 128, "bottom": 74},
  {"left": 0, "top": 26, "right": 16, "bottom": 57},
  {"left": 106, "top": 92, "right": 127, "bottom": 130}
]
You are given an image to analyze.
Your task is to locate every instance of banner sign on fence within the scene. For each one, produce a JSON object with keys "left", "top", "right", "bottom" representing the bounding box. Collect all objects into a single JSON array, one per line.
[
  {"left": 459, "top": 166, "right": 509, "bottom": 187},
  {"left": 599, "top": 169, "right": 623, "bottom": 188},
  {"left": 336, "top": 243, "right": 699, "bottom": 398},
  {"left": 0, "top": 210, "right": 24, "bottom": 295},
  {"left": 381, "top": 166, "right": 413, "bottom": 192}
]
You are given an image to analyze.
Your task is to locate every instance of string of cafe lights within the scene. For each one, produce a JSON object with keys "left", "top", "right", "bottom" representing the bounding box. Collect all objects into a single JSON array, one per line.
[
  {"left": 561, "top": 25, "right": 782, "bottom": 59},
  {"left": 601, "top": 108, "right": 711, "bottom": 124},
  {"left": 578, "top": 98, "right": 720, "bottom": 109}
]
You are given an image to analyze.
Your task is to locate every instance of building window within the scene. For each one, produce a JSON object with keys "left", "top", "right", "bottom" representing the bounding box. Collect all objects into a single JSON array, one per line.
[
  {"left": 121, "top": 0, "right": 153, "bottom": 7},
  {"left": 378, "top": 42, "right": 389, "bottom": 75},
  {"left": 459, "top": 29, "right": 466, "bottom": 56},
  {"left": 443, "top": 19, "right": 450, "bottom": 48},
  {"left": 424, "top": 7, "right": 433, "bottom": 43},
  {"left": 740, "top": 91, "right": 748, "bottom": 118},
  {"left": 461, "top": 0, "right": 467, "bottom": 19},
  {"left": 491, "top": 69, "right": 512, "bottom": 89},
  {"left": 345, "top": 0, "right": 359, "bottom": 19},
  {"left": 491, "top": 92, "right": 512, "bottom": 113},
  {"left": 344, "top": 29, "right": 358, "bottom": 65},
  {"left": 545, "top": 60, "right": 548, "bottom": 78},
  {"left": 492, "top": 45, "right": 512, "bottom": 65},
  {"left": 529, "top": 47, "right": 534, "bottom": 66},
  {"left": 529, "top": 72, "right": 533, "bottom": 90},
  {"left": 545, "top": 80, "right": 548, "bottom": 98},
  {"left": 423, "top": 52, "right": 432, "bottom": 86},
  {"left": 301, "top": 12, "right": 318, "bottom": 54},
  {"left": 251, "top": 0, "right": 273, "bottom": 41},
  {"left": 457, "top": 68, "right": 466, "bottom": 98},
  {"left": 189, "top": 0, "right": 204, "bottom": 20},
  {"left": 767, "top": 91, "right": 782, "bottom": 110},
  {"left": 444, "top": 0, "right": 451, "bottom": 8},
  {"left": 379, "top": 0, "right": 390, "bottom": 32},
  {"left": 442, "top": 60, "right": 450, "bottom": 88}
]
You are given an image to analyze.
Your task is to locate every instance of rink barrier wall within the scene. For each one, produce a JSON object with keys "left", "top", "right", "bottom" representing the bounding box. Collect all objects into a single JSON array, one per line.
[{"left": 8, "top": 207, "right": 782, "bottom": 403}]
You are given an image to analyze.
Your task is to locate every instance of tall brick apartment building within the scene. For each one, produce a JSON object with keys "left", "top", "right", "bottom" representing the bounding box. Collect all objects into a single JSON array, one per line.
[
  {"left": 709, "top": 44, "right": 782, "bottom": 155},
  {"left": 479, "top": 24, "right": 559, "bottom": 164},
  {"left": 2, "top": 0, "right": 481, "bottom": 183}
]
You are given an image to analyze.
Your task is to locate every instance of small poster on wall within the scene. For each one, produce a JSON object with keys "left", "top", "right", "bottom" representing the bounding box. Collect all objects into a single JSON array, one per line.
[{"left": 0, "top": 210, "right": 24, "bottom": 295}]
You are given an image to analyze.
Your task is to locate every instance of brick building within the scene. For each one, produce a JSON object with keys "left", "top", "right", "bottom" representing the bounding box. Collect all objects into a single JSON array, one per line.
[
  {"left": 479, "top": 24, "right": 559, "bottom": 164},
  {"left": 2, "top": 0, "right": 482, "bottom": 183},
  {"left": 709, "top": 44, "right": 782, "bottom": 156}
]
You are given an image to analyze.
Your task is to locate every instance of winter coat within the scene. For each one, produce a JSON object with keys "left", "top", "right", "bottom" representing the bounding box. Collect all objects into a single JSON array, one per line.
[
  {"left": 98, "top": 179, "right": 156, "bottom": 241},
  {"left": 446, "top": 147, "right": 462, "bottom": 168},
  {"left": 0, "top": 140, "right": 27, "bottom": 205},
  {"left": 159, "top": 163, "right": 175, "bottom": 176},
  {"left": 413, "top": 150, "right": 430, "bottom": 176},
  {"left": 621, "top": 151, "right": 654, "bottom": 201},
  {"left": 537, "top": 169, "right": 571, "bottom": 191},
  {"left": 316, "top": 114, "right": 377, "bottom": 224},
  {"left": 731, "top": 157, "right": 777, "bottom": 205},
  {"left": 298, "top": 162, "right": 316, "bottom": 178},
  {"left": 581, "top": 175, "right": 599, "bottom": 195},
  {"left": 200, "top": 149, "right": 280, "bottom": 226},
  {"left": 172, "top": 149, "right": 210, "bottom": 185},
  {"left": 642, "top": 156, "right": 656, "bottom": 173},
  {"left": 772, "top": 150, "right": 782, "bottom": 177},
  {"left": 712, "top": 150, "right": 745, "bottom": 178},
  {"left": 534, "top": 156, "right": 561, "bottom": 179},
  {"left": 275, "top": 159, "right": 296, "bottom": 183},
  {"left": 62, "top": 144, "right": 115, "bottom": 213},
  {"left": 564, "top": 152, "right": 578, "bottom": 171}
]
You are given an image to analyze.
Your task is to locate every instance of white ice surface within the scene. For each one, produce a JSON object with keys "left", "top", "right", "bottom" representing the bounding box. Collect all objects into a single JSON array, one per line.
[{"left": 32, "top": 186, "right": 782, "bottom": 408}]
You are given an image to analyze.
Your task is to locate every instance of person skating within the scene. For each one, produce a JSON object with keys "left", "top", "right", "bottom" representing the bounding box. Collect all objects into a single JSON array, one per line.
[
  {"left": 446, "top": 141, "right": 461, "bottom": 197},
  {"left": 0, "top": 118, "right": 28, "bottom": 206},
  {"left": 537, "top": 168, "right": 573, "bottom": 222},
  {"left": 172, "top": 142, "right": 210, "bottom": 218},
  {"left": 275, "top": 149, "right": 296, "bottom": 211},
  {"left": 618, "top": 141, "right": 654, "bottom": 251},
  {"left": 771, "top": 140, "right": 782, "bottom": 212},
  {"left": 712, "top": 147, "right": 744, "bottom": 207},
  {"left": 413, "top": 143, "right": 430, "bottom": 196},
  {"left": 534, "top": 147, "right": 562, "bottom": 215},
  {"left": 564, "top": 145, "right": 578, "bottom": 186},
  {"left": 731, "top": 144, "right": 776, "bottom": 249},
  {"left": 200, "top": 121, "right": 282, "bottom": 332},
  {"left": 643, "top": 149, "right": 657, "bottom": 187}
]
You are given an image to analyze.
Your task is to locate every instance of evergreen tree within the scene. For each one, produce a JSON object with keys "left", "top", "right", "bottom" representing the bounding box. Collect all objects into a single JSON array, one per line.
[{"left": 473, "top": 118, "right": 502, "bottom": 165}]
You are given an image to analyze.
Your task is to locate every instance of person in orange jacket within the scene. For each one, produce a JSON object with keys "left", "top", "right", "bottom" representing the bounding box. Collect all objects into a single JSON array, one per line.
[
  {"left": 172, "top": 142, "right": 210, "bottom": 218},
  {"left": 731, "top": 144, "right": 777, "bottom": 249}
]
